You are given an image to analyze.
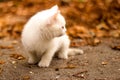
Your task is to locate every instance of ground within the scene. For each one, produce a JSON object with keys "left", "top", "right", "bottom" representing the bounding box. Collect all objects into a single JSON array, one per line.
[
  {"left": 0, "top": 38, "right": 120, "bottom": 80},
  {"left": 0, "top": 0, "right": 120, "bottom": 80}
]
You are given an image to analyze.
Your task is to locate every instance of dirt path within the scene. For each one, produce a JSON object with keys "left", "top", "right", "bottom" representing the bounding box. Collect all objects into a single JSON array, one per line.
[{"left": 0, "top": 38, "right": 120, "bottom": 80}]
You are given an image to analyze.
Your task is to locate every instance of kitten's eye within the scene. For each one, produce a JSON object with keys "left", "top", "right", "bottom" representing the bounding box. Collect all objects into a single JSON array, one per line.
[{"left": 61, "top": 26, "right": 64, "bottom": 29}]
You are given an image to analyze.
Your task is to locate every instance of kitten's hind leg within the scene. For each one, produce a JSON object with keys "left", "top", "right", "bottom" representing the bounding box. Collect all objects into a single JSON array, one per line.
[{"left": 28, "top": 51, "right": 39, "bottom": 64}]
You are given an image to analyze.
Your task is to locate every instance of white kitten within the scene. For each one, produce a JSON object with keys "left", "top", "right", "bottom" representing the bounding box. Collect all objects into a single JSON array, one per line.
[{"left": 21, "top": 5, "right": 83, "bottom": 67}]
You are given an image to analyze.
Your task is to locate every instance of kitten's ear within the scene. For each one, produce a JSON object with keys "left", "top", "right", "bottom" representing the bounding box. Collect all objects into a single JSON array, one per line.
[
  {"left": 50, "top": 5, "right": 59, "bottom": 11},
  {"left": 47, "top": 5, "right": 60, "bottom": 26}
]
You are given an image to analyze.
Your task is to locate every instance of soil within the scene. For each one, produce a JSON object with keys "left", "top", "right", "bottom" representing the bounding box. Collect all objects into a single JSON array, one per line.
[
  {"left": 0, "top": 0, "right": 120, "bottom": 80},
  {"left": 0, "top": 38, "right": 120, "bottom": 80}
]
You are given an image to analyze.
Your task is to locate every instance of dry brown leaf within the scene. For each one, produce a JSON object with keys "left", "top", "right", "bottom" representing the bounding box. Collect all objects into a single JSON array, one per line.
[
  {"left": 70, "top": 39, "right": 87, "bottom": 47},
  {"left": 23, "top": 75, "right": 30, "bottom": 80},
  {"left": 92, "top": 38, "right": 101, "bottom": 46},
  {"left": 67, "top": 27, "right": 76, "bottom": 36},
  {"left": 0, "top": 45, "right": 14, "bottom": 49},
  {"left": 94, "top": 38, "right": 101, "bottom": 44},
  {"left": 109, "top": 30, "right": 120, "bottom": 38},
  {"left": 0, "top": 33, "right": 4, "bottom": 38},
  {"left": 111, "top": 45, "right": 120, "bottom": 50},
  {"left": 94, "top": 29, "right": 109, "bottom": 37},
  {"left": 67, "top": 25, "right": 91, "bottom": 39},
  {"left": 10, "top": 53, "right": 25, "bottom": 60},
  {"left": 0, "top": 60, "right": 5, "bottom": 64},
  {"left": 12, "top": 40, "right": 18, "bottom": 45},
  {"left": 65, "top": 64, "right": 77, "bottom": 69},
  {"left": 0, "top": 68, "right": 3, "bottom": 74},
  {"left": 101, "top": 61, "right": 108, "bottom": 65},
  {"left": 73, "top": 26, "right": 88, "bottom": 34},
  {"left": 72, "top": 70, "right": 88, "bottom": 78},
  {"left": 76, "top": 33, "right": 91, "bottom": 38},
  {"left": 96, "top": 23, "right": 109, "bottom": 30}
]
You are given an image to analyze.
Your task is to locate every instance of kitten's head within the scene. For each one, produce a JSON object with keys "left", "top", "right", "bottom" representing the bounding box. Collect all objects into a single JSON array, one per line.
[{"left": 44, "top": 5, "right": 66, "bottom": 38}]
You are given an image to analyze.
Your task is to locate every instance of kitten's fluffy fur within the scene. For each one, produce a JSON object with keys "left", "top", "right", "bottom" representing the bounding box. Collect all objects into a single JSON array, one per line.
[{"left": 21, "top": 5, "right": 83, "bottom": 67}]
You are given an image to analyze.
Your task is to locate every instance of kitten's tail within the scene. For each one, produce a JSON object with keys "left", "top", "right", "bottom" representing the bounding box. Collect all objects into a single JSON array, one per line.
[{"left": 68, "top": 48, "right": 84, "bottom": 56}]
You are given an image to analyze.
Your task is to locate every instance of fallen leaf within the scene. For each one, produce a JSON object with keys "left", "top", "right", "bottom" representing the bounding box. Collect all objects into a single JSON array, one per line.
[
  {"left": 94, "top": 29, "right": 109, "bottom": 37},
  {"left": 70, "top": 39, "right": 86, "bottom": 47},
  {"left": 0, "top": 68, "right": 3, "bottom": 74},
  {"left": 0, "top": 45, "right": 14, "bottom": 49},
  {"left": 12, "top": 40, "right": 18, "bottom": 45},
  {"left": 67, "top": 25, "right": 92, "bottom": 39},
  {"left": 23, "top": 75, "right": 30, "bottom": 80},
  {"left": 111, "top": 45, "right": 120, "bottom": 50},
  {"left": 101, "top": 61, "right": 108, "bottom": 65},
  {"left": 11, "top": 61, "right": 17, "bottom": 64},
  {"left": 73, "top": 26, "right": 89, "bottom": 34},
  {"left": 29, "top": 71, "right": 33, "bottom": 74},
  {"left": 92, "top": 38, "right": 101, "bottom": 46},
  {"left": 0, "top": 52, "right": 3, "bottom": 56},
  {"left": 65, "top": 64, "right": 77, "bottom": 69},
  {"left": 96, "top": 23, "right": 109, "bottom": 30},
  {"left": 72, "top": 70, "right": 88, "bottom": 78},
  {"left": 0, "top": 60, "right": 5, "bottom": 64},
  {"left": 10, "top": 53, "right": 25, "bottom": 60},
  {"left": 109, "top": 30, "right": 120, "bottom": 38}
]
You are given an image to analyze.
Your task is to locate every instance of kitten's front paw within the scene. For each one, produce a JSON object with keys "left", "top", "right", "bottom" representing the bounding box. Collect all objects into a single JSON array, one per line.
[
  {"left": 28, "top": 58, "right": 38, "bottom": 65},
  {"left": 38, "top": 60, "right": 50, "bottom": 68}
]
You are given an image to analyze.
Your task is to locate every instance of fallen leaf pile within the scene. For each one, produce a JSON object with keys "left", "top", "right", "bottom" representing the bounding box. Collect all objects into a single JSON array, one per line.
[
  {"left": 0, "top": 0, "right": 120, "bottom": 46},
  {"left": 0, "top": 0, "right": 58, "bottom": 39}
]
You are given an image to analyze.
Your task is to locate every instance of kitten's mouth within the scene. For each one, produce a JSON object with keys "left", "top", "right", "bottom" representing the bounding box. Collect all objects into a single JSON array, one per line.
[
  {"left": 58, "top": 33, "right": 64, "bottom": 37},
  {"left": 58, "top": 34, "right": 63, "bottom": 36}
]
